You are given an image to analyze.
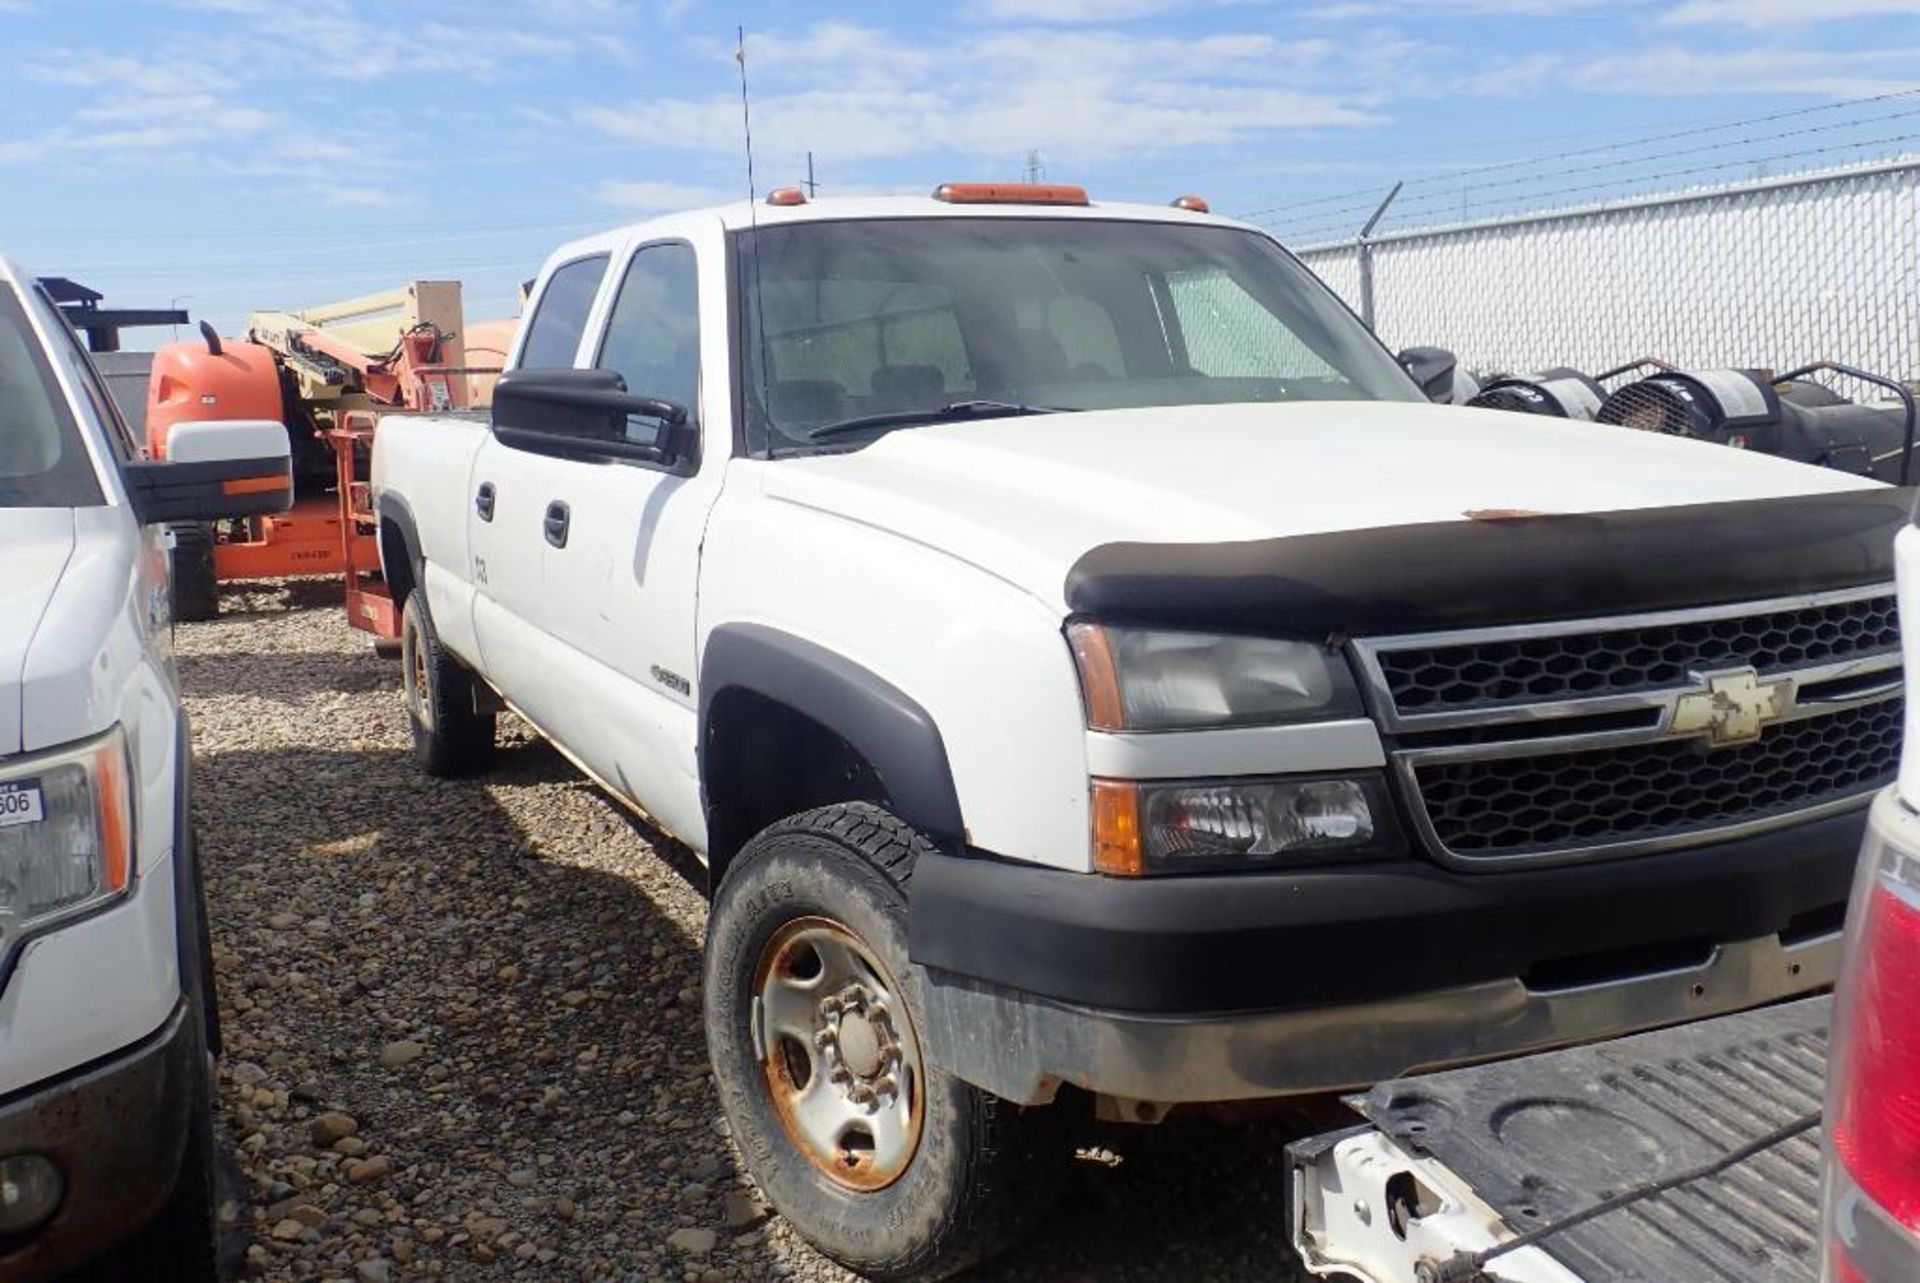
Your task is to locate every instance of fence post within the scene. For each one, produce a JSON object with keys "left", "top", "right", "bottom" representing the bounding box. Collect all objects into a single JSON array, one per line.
[{"left": 1356, "top": 181, "right": 1402, "bottom": 332}]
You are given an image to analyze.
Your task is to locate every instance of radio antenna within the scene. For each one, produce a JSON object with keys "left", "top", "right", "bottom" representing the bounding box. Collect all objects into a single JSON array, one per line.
[{"left": 736, "top": 25, "right": 775, "bottom": 445}]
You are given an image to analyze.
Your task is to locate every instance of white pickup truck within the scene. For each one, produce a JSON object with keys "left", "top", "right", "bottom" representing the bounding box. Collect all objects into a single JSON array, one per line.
[
  {"left": 370, "top": 185, "right": 1905, "bottom": 1280},
  {"left": 0, "top": 256, "right": 291, "bottom": 1279}
]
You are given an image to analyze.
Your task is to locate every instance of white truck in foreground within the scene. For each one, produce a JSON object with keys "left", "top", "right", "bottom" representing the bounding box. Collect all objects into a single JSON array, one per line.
[
  {"left": 369, "top": 184, "right": 1904, "bottom": 1280},
  {"left": 0, "top": 256, "right": 292, "bottom": 1279}
]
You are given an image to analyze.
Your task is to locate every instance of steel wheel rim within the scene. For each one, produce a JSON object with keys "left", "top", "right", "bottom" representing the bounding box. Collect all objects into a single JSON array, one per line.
[
  {"left": 751, "top": 915, "right": 925, "bottom": 1191},
  {"left": 403, "top": 618, "right": 433, "bottom": 731}
]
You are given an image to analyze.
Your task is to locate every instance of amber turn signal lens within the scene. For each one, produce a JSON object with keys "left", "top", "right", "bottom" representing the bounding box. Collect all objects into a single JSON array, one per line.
[
  {"left": 932, "top": 182, "right": 1090, "bottom": 206},
  {"left": 1091, "top": 778, "right": 1144, "bottom": 876},
  {"left": 1066, "top": 622, "right": 1126, "bottom": 731},
  {"left": 92, "top": 741, "right": 131, "bottom": 895}
]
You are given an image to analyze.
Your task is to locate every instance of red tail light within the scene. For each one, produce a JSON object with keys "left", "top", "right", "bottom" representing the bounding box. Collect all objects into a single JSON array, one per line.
[
  {"left": 1834, "top": 876, "right": 1920, "bottom": 1226},
  {"left": 1830, "top": 1239, "right": 1870, "bottom": 1283}
]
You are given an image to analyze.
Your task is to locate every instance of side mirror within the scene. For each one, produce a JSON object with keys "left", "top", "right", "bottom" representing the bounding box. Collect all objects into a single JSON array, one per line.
[
  {"left": 491, "top": 368, "right": 693, "bottom": 466},
  {"left": 123, "top": 419, "right": 292, "bottom": 525},
  {"left": 1398, "top": 346, "right": 1462, "bottom": 403}
]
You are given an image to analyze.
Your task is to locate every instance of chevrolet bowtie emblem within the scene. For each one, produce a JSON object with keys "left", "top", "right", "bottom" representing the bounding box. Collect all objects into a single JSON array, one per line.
[{"left": 1669, "top": 668, "right": 1796, "bottom": 747}]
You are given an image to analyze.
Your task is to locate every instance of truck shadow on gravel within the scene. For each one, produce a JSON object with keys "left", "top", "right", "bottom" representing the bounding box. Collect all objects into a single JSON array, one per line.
[{"left": 193, "top": 727, "right": 1321, "bottom": 1281}]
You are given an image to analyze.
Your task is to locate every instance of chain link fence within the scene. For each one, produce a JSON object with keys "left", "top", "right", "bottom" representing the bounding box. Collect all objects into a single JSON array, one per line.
[{"left": 1292, "top": 157, "right": 1920, "bottom": 386}]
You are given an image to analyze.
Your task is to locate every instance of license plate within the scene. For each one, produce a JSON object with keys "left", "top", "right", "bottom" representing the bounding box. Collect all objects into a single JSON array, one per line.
[{"left": 0, "top": 781, "right": 45, "bottom": 828}]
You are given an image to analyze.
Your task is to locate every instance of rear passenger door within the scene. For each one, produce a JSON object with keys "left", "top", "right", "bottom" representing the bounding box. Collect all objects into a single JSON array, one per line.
[{"left": 468, "top": 251, "right": 609, "bottom": 732}]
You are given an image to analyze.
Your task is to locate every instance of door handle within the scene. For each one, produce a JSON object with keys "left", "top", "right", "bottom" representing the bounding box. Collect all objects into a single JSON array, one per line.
[
  {"left": 544, "top": 500, "right": 570, "bottom": 549},
  {"left": 475, "top": 482, "right": 496, "bottom": 522}
]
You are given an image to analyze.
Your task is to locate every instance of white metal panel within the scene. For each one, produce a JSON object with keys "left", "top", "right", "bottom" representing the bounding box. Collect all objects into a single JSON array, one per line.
[{"left": 1297, "top": 159, "right": 1920, "bottom": 383}]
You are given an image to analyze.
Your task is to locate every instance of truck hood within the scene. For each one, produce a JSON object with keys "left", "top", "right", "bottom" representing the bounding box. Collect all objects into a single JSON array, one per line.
[
  {"left": 0, "top": 510, "right": 77, "bottom": 757},
  {"left": 763, "top": 400, "right": 1880, "bottom": 609}
]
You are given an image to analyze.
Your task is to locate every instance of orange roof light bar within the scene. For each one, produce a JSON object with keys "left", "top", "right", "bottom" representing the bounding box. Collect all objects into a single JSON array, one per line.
[
  {"left": 933, "top": 182, "right": 1090, "bottom": 206},
  {"left": 766, "top": 186, "right": 808, "bottom": 207},
  {"left": 1171, "top": 194, "right": 1210, "bottom": 213}
]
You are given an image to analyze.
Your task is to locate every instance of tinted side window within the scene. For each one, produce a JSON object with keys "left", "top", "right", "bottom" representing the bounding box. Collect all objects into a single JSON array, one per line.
[
  {"left": 596, "top": 243, "right": 699, "bottom": 436},
  {"left": 0, "top": 288, "right": 102, "bottom": 507},
  {"left": 519, "top": 255, "right": 609, "bottom": 370}
]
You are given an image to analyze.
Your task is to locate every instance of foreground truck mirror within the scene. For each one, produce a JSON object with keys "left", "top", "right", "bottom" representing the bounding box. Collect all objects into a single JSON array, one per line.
[
  {"left": 491, "top": 368, "right": 693, "bottom": 467},
  {"left": 1397, "top": 346, "right": 1464, "bottom": 403},
  {"left": 123, "top": 419, "right": 293, "bottom": 525}
]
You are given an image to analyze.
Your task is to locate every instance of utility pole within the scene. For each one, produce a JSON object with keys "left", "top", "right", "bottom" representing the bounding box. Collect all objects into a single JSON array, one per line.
[
  {"left": 805, "top": 151, "right": 818, "bottom": 198},
  {"left": 1024, "top": 150, "right": 1043, "bottom": 184}
]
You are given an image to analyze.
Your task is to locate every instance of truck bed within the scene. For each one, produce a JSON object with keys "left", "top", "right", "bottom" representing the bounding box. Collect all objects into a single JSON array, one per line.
[{"left": 1290, "top": 997, "right": 1830, "bottom": 1282}]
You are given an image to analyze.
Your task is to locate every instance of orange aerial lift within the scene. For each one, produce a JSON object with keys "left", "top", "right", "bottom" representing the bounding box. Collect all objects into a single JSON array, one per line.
[{"left": 145, "top": 282, "right": 505, "bottom": 639}]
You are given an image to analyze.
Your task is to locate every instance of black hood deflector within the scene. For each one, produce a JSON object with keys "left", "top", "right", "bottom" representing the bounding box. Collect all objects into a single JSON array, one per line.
[{"left": 1065, "top": 488, "right": 1910, "bottom": 638}]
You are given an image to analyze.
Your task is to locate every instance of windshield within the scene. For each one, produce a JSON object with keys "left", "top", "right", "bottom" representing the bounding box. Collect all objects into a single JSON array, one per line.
[
  {"left": 0, "top": 287, "right": 100, "bottom": 508},
  {"left": 739, "top": 216, "right": 1422, "bottom": 450}
]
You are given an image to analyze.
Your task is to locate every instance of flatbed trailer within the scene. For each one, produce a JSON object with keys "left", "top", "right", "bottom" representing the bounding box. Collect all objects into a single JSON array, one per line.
[{"left": 1289, "top": 998, "right": 1829, "bottom": 1282}]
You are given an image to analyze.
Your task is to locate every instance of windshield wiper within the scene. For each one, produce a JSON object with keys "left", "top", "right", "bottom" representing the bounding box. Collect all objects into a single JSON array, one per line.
[{"left": 807, "top": 399, "right": 1072, "bottom": 442}]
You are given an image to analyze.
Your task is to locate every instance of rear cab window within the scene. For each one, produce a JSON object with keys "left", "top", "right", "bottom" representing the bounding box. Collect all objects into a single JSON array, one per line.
[{"left": 0, "top": 285, "right": 102, "bottom": 508}]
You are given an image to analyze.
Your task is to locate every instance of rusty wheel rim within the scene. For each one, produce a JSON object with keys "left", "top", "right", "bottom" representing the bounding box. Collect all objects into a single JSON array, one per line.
[
  {"left": 751, "top": 915, "right": 924, "bottom": 1191},
  {"left": 403, "top": 617, "right": 432, "bottom": 731}
]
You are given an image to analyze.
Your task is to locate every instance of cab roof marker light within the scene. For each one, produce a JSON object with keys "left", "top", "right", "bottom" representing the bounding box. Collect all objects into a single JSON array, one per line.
[
  {"left": 1171, "top": 195, "right": 1210, "bottom": 213},
  {"left": 766, "top": 186, "right": 808, "bottom": 207},
  {"left": 932, "top": 182, "right": 1091, "bottom": 206}
]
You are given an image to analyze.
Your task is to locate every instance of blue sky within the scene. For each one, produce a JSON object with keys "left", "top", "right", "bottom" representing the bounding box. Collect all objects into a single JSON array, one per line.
[{"left": 3, "top": 0, "right": 1918, "bottom": 336}]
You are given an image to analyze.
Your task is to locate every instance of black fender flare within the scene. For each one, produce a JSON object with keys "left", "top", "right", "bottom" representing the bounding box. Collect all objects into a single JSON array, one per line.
[
  {"left": 698, "top": 624, "right": 965, "bottom": 854},
  {"left": 373, "top": 490, "right": 425, "bottom": 605}
]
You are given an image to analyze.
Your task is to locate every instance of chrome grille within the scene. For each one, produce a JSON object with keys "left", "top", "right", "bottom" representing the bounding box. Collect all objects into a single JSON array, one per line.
[
  {"left": 1354, "top": 585, "right": 1903, "bottom": 869},
  {"left": 1377, "top": 592, "right": 1900, "bottom": 716}
]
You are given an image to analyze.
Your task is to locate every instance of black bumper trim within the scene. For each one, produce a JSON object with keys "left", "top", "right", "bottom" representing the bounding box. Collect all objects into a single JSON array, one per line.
[
  {"left": 0, "top": 1001, "right": 195, "bottom": 1280},
  {"left": 907, "top": 808, "right": 1864, "bottom": 1015}
]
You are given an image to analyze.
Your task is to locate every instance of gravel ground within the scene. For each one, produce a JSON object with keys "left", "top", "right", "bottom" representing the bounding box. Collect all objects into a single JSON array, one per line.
[{"left": 182, "top": 582, "right": 1325, "bottom": 1282}]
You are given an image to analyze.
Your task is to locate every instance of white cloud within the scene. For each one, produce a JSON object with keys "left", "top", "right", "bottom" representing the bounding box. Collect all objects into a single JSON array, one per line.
[
  {"left": 970, "top": 0, "right": 1194, "bottom": 20},
  {"left": 1304, "top": 0, "right": 1617, "bottom": 13},
  {"left": 595, "top": 179, "right": 742, "bottom": 210},
  {"left": 1573, "top": 45, "right": 1920, "bottom": 95},
  {"left": 1662, "top": 0, "right": 1920, "bottom": 22},
  {"left": 321, "top": 185, "right": 409, "bottom": 209},
  {"left": 589, "top": 20, "right": 1385, "bottom": 167}
]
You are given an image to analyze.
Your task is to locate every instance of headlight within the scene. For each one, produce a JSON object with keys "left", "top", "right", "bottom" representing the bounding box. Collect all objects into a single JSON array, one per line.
[
  {"left": 1067, "top": 623, "right": 1363, "bottom": 731},
  {"left": 0, "top": 727, "right": 133, "bottom": 956},
  {"left": 1091, "top": 773, "right": 1399, "bottom": 875}
]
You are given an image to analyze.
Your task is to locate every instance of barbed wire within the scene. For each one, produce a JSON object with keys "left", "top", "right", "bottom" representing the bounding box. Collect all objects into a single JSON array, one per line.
[
  {"left": 1238, "top": 84, "right": 1920, "bottom": 225},
  {"left": 1270, "top": 127, "right": 1920, "bottom": 245}
]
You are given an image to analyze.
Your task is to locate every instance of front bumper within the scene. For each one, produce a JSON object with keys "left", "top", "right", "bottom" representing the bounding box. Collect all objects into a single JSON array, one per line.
[
  {"left": 0, "top": 1000, "right": 195, "bottom": 1280},
  {"left": 908, "top": 809, "right": 1859, "bottom": 1105}
]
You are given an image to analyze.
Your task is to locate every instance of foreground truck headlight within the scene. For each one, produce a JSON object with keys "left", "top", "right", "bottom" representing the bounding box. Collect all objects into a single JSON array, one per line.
[
  {"left": 1068, "top": 622, "right": 1362, "bottom": 730},
  {"left": 0, "top": 727, "right": 133, "bottom": 955}
]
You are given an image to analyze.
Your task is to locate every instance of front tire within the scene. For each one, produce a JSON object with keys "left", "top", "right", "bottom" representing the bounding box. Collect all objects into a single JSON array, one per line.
[
  {"left": 704, "top": 804, "right": 1064, "bottom": 1282},
  {"left": 400, "top": 591, "right": 495, "bottom": 777}
]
